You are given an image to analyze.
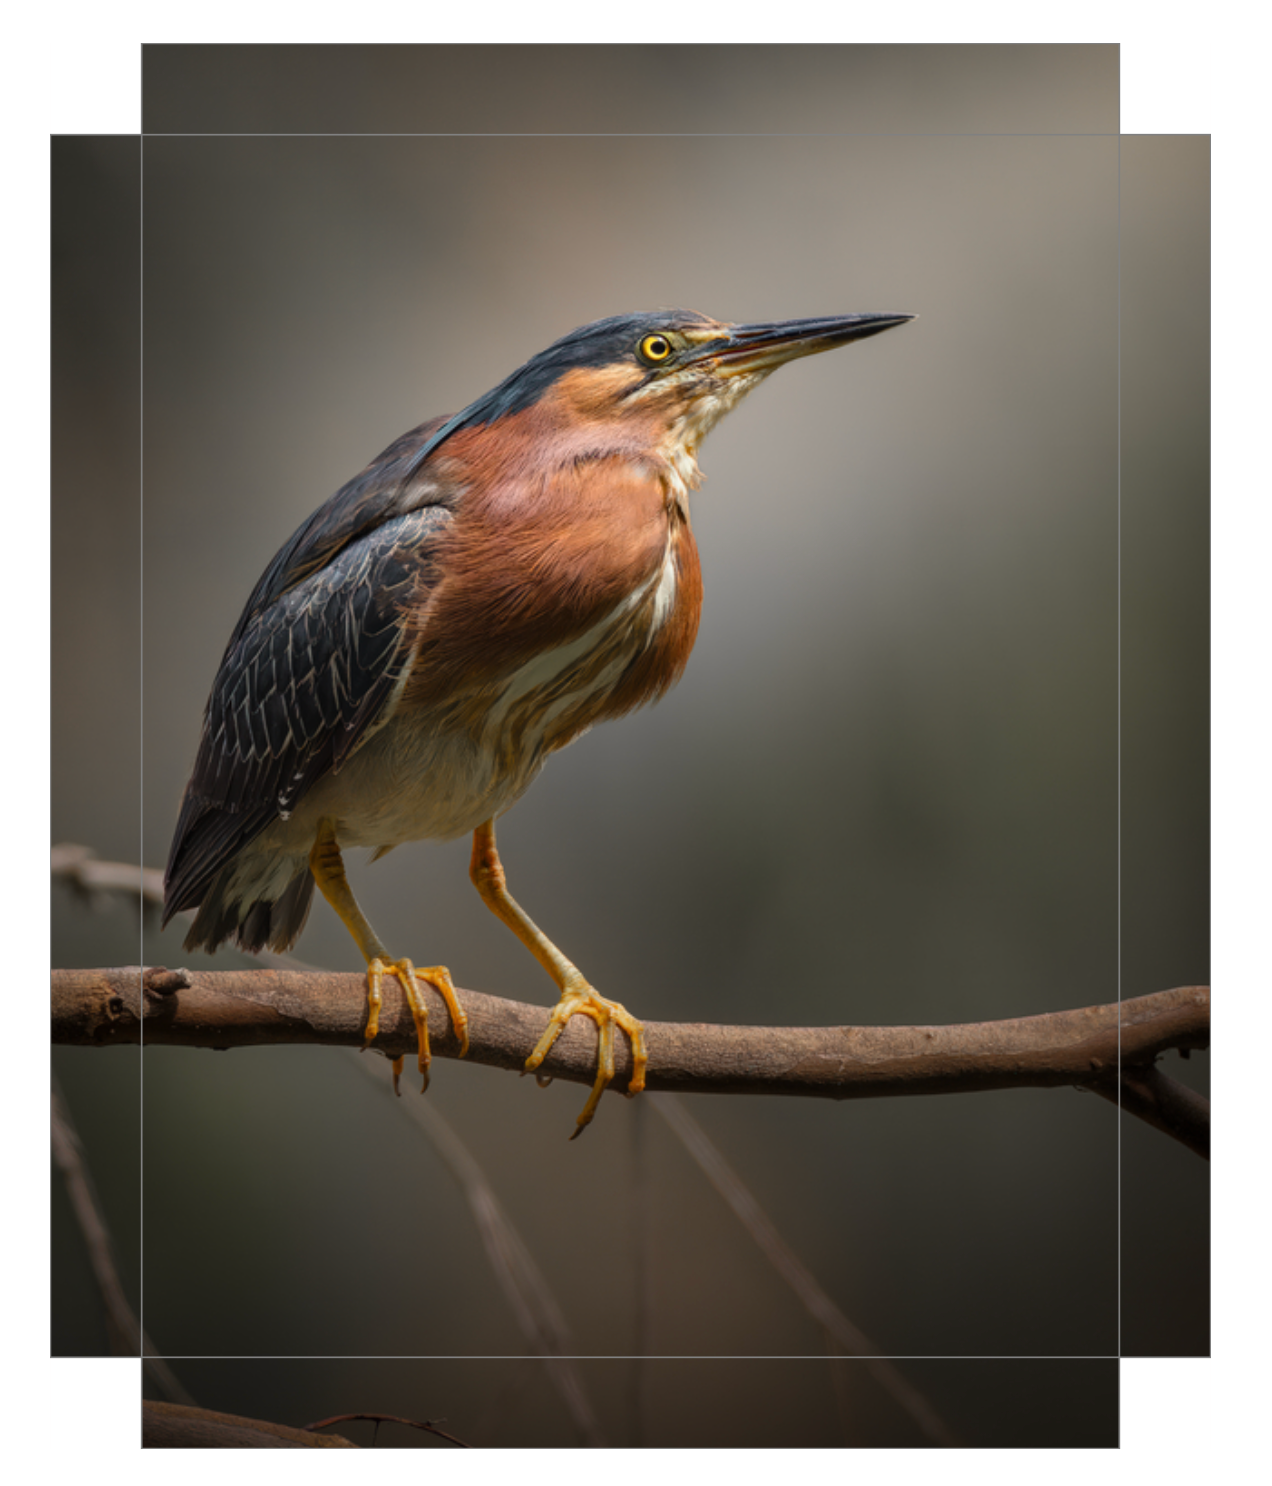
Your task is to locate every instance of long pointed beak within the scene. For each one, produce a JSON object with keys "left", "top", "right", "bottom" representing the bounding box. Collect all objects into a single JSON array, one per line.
[{"left": 690, "top": 312, "right": 915, "bottom": 376}]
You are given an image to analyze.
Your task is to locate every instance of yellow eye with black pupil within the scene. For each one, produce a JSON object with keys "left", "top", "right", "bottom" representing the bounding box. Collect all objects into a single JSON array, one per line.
[{"left": 639, "top": 334, "right": 673, "bottom": 363}]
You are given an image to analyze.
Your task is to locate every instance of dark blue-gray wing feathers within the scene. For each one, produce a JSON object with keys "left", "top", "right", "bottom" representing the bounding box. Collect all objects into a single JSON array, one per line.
[{"left": 164, "top": 425, "right": 456, "bottom": 940}]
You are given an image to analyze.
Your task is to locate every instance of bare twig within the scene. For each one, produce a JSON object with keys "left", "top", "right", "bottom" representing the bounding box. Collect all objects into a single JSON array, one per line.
[
  {"left": 344, "top": 1049, "right": 606, "bottom": 1446},
  {"left": 51, "top": 843, "right": 165, "bottom": 908},
  {"left": 142, "top": 1400, "right": 357, "bottom": 1448},
  {"left": 50, "top": 1081, "right": 194, "bottom": 1403},
  {"left": 51, "top": 964, "right": 1208, "bottom": 1109},
  {"left": 304, "top": 1411, "right": 469, "bottom": 1448},
  {"left": 1088, "top": 1064, "right": 1210, "bottom": 1159},
  {"left": 652, "top": 1094, "right": 959, "bottom": 1446},
  {"left": 50, "top": 848, "right": 1209, "bottom": 1155}
]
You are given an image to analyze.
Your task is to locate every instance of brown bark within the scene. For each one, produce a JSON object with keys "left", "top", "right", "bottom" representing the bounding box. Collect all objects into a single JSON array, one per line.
[{"left": 52, "top": 965, "right": 1208, "bottom": 1105}]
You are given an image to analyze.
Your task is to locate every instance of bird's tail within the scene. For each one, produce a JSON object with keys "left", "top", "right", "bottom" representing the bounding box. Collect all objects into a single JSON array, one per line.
[{"left": 181, "top": 868, "right": 316, "bottom": 957}]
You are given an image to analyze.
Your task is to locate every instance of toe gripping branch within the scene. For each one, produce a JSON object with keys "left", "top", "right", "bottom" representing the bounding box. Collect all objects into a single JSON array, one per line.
[
  {"left": 527, "top": 984, "right": 649, "bottom": 1137},
  {"left": 364, "top": 957, "right": 470, "bottom": 1094},
  {"left": 308, "top": 819, "right": 469, "bottom": 1093},
  {"left": 468, "top": 818, "right": 647, "bottom": 1135}
]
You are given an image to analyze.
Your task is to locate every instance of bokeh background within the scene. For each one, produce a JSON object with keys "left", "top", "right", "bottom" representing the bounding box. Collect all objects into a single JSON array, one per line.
[{"left": 51, "top": 45, "right": 1207, "bottom": 1447}]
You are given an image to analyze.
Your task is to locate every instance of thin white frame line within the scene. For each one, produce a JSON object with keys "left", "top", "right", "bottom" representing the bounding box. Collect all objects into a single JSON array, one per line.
[
  {"left": 139, "top": 130, "right": 1119, "bottom": 140},
  {"left": 1115, "top": 130, "right": 1124, "bottom": 1367},
  {"left": 141, "top": 1352, "right": 1124, "bottom": 1362},
  {"left": 134, "top": 124, "right": 1129, "bottom": 1379},
  {"left": 137, "top": 129, "right": 146, "bottom": 1372}
]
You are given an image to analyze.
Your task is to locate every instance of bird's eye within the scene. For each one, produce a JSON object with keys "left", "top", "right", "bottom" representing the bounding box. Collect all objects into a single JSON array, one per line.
[{"left": 638, "top": 333, "right": 674, "bottom": 364}]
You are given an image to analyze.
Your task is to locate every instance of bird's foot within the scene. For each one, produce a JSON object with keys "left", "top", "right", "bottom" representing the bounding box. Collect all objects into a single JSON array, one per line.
[
  {"left": 525, "top": 985, "right": 647, "bottom": 1138},
  {"left": 363, "top": 957, "right": 470, "bottom": 1095}
]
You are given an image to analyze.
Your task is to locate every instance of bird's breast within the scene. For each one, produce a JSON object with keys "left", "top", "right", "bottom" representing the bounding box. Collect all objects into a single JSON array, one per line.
[
  {"left": 487, "top": 529, "right": 689, "bottom": 767},
  {"left": 288, "top": 441, "right": 706, "bottom": 851},
  {"left": 404, "top": 435, "right": 701, "bottom": 703}
]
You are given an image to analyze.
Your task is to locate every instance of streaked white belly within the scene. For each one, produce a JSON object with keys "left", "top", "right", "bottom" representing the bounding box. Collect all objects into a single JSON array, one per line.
[{"left": 228, "top": 542, "right": 678, "bottom": 900}]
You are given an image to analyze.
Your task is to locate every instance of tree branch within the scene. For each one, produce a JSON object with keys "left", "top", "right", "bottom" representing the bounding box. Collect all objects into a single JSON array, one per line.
[
  {"left": 51, "top": 965, "right": 1208, "bottom": 1113},
  {"left": 142, "top": 1401, "right": 357, "bottom": 1449},
  {"left": 303, "top": 1412, "right": 469, "bottom": 1448},
  {"left": 51, "top": 1080, "right": 195, "bottom": 1402},
  {"left": 1088, "top": 1062, "right": 1211, "bottom": 1159},
  {"left": 50, "top": 849, "right": 1210, "bottom": 1153},
  {"left": 52, "top": 842, "right": 165, "bottom": 909}
]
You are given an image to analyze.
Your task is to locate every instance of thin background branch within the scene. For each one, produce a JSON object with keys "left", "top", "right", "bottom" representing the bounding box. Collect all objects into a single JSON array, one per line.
[
  {"left": 52, "top": 842, "right": 165, "bottom": 910},
  {"left": 303, "top": 1410, "right": 469, "bottom": 1448},
  {"left": 51, "top": 1080, "right": 194, "bottom": 1404},
  {"left": 344, "top": 1048, "right": 607, "bottom": 1447},
  {"left": 651, "top": 1093, "right": 961, "bottom": 1446}
]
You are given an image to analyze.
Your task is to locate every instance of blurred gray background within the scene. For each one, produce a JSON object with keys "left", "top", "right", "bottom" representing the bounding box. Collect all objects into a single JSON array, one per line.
[{"left": 51, "top": 44, "right": 1206, "bottom": 1447}]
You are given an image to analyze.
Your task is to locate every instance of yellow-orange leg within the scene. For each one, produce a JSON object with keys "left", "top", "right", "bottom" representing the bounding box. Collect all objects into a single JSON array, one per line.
[
  {"left": 309, "top": 819, "right": 469, "bottom": 1092},
  {"left": 469, "top": 818, "right": 646, "bottom": 1137}
]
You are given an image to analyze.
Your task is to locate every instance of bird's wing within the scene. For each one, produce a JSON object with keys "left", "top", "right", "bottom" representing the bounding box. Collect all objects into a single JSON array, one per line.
[
  {"left": 164, "top": 421, "right": 456, "bottom": 919},
  {"left": 230, "top": 416, "right": 452, "bottom": 639}
]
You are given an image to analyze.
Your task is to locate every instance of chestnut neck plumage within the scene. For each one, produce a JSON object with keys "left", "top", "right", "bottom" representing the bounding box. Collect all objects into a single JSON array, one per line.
[{"left": 402, "top": 369, "right": 706, "bottom": 756}]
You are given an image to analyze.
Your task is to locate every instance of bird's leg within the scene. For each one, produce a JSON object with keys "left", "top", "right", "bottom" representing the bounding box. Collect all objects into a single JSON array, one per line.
[
  {"left": 469, "top": 818, "right": 646, "bottom": 1137},
  {"left": 308, "top": 819, "right": 469, "bottom": 1093}
]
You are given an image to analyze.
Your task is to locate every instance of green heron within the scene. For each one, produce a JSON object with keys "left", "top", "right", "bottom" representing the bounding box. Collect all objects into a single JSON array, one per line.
[{"left": 163, "top": 308, "right": 913, "bottom": 1134}]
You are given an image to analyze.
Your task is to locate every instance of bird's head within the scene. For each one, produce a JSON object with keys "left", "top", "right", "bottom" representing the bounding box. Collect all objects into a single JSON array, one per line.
[{"left": 407, "top": 309, "right": 914, "bottom": 477}]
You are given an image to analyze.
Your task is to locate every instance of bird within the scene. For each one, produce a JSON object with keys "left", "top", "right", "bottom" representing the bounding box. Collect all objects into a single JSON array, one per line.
[{"left": 163, "top": 308, "right": 913, "bottom": 1135}]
